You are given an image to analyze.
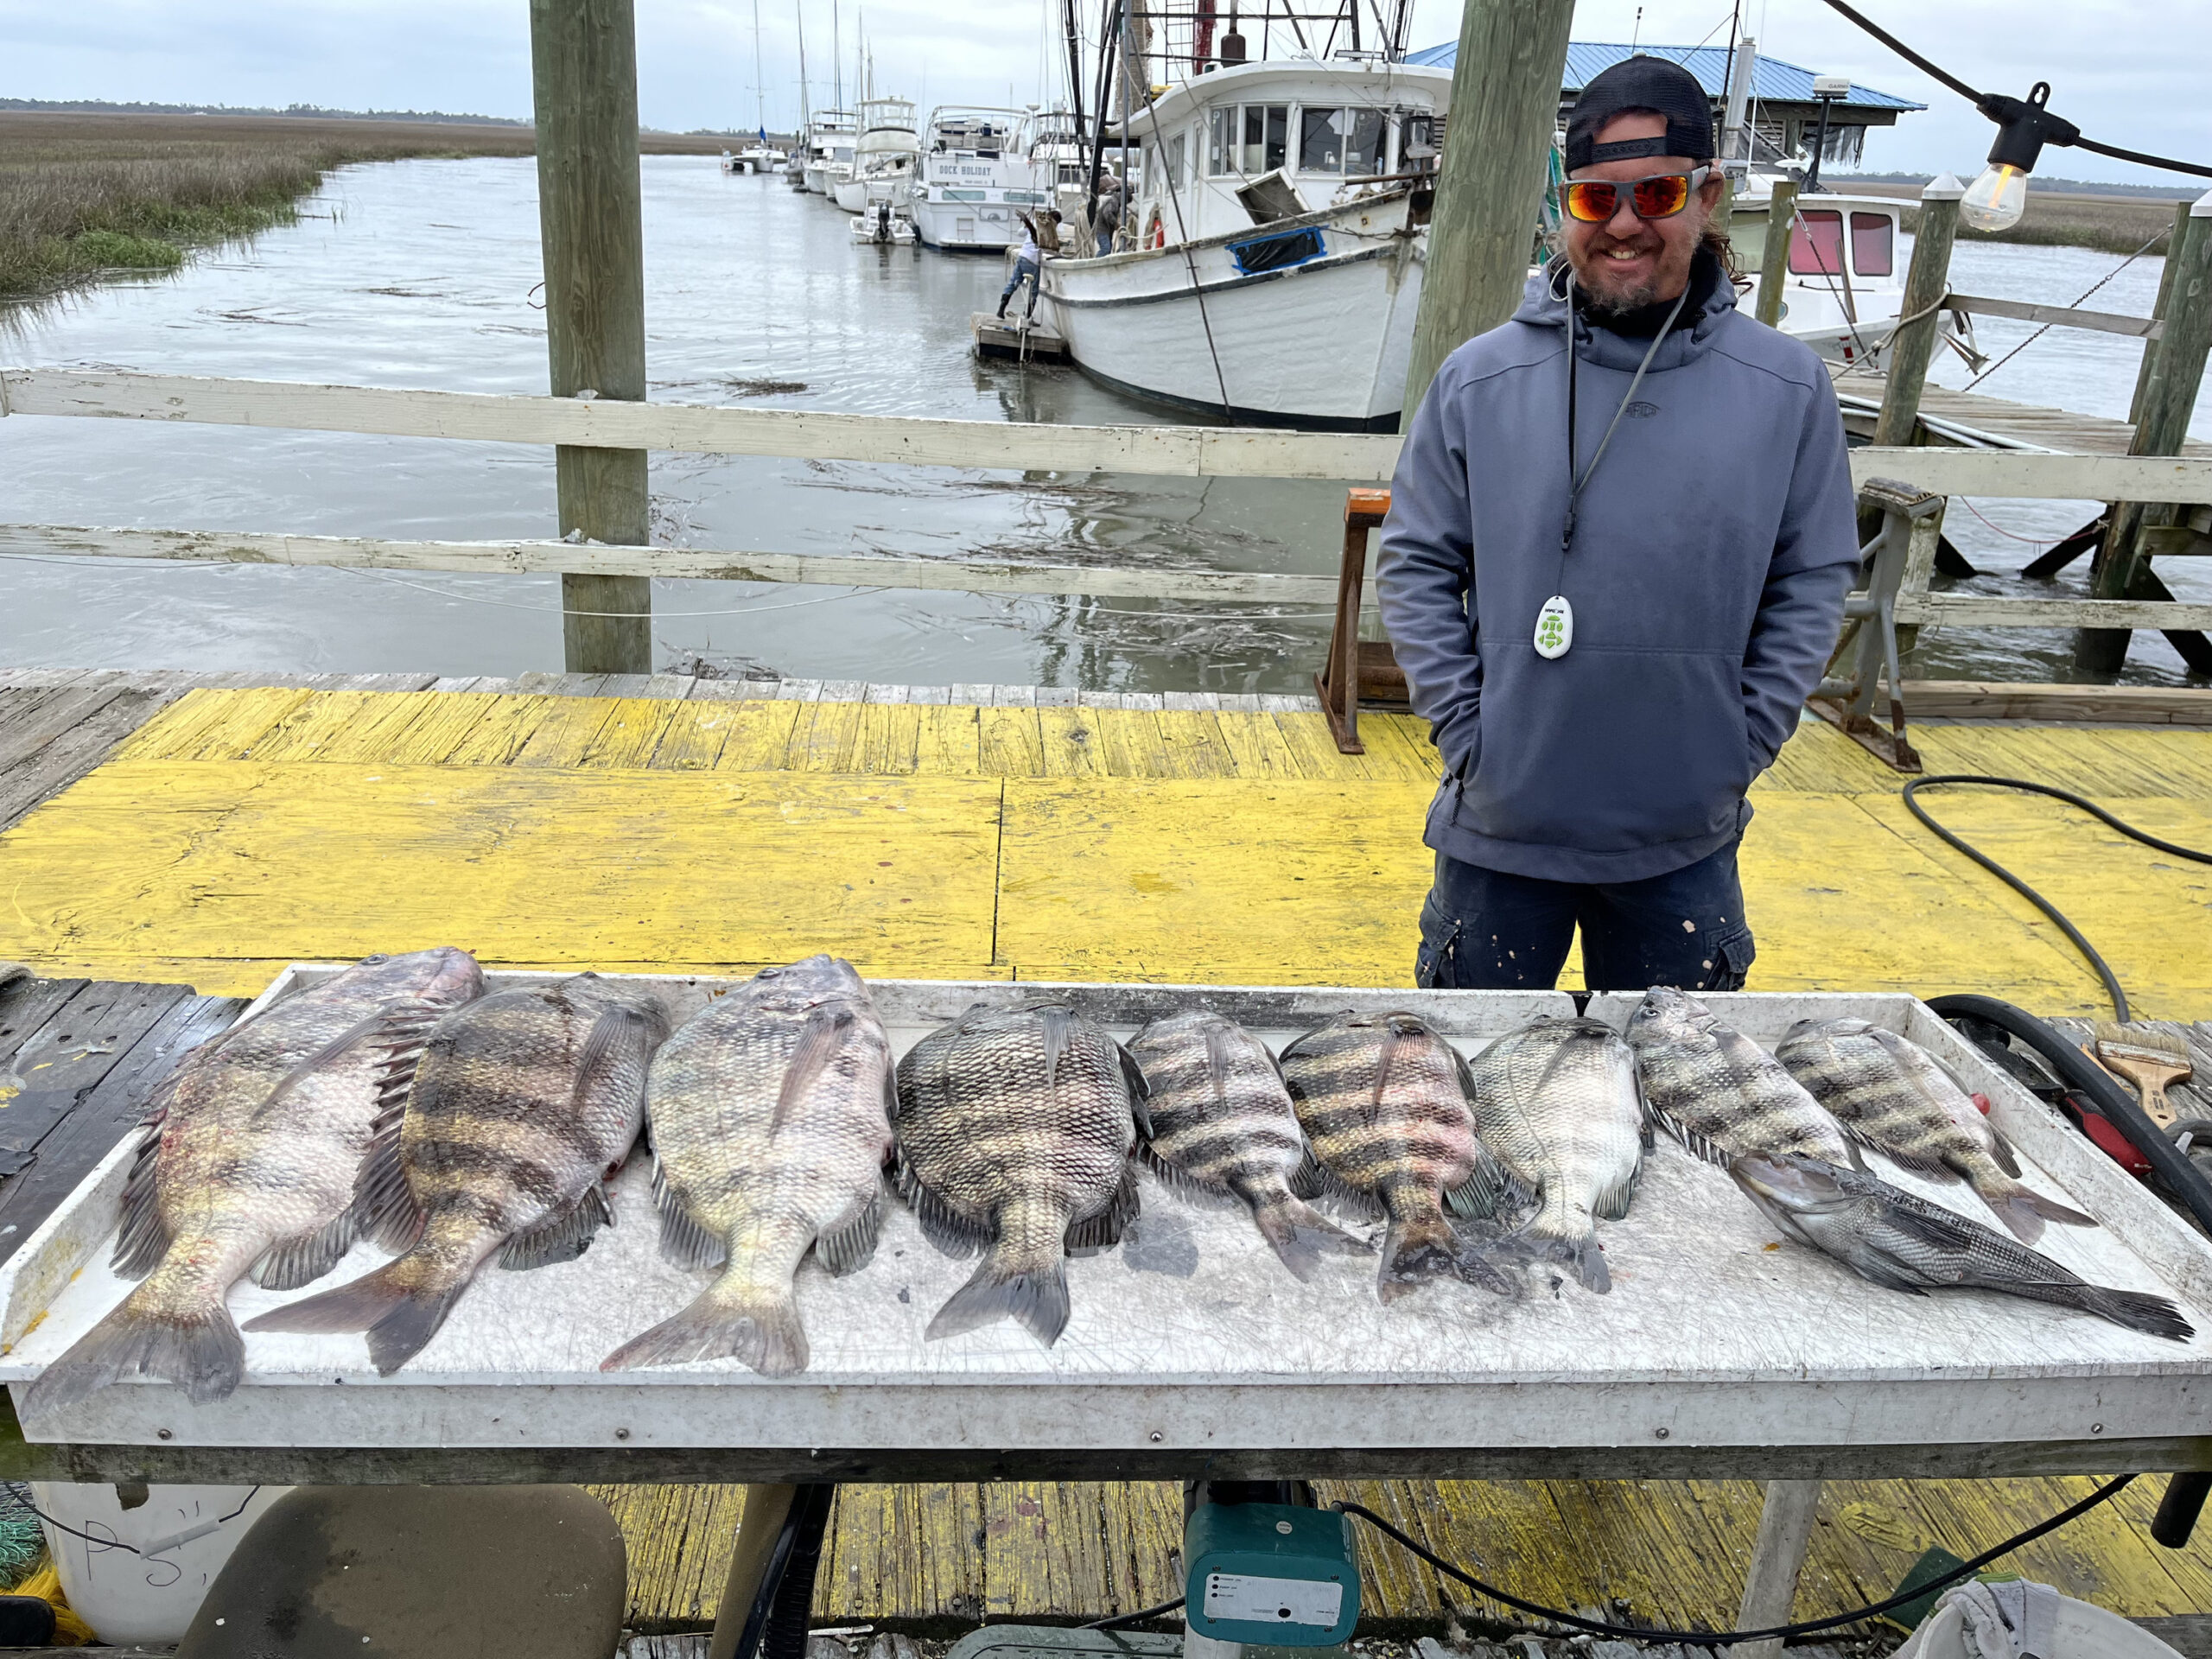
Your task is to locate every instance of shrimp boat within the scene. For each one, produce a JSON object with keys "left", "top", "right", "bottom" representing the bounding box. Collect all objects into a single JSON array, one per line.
[
  {"left": 800, "top": 110, "right": 859, "bottom": 195},
  {"left": 832, "top": 96, "right": 922, "bottom": 212},
  {"left": 908, "top": 106, "right": 1055, "bottom": 252},
  {"left": 1037, "top": 55, "right": 1449, "bottom": 430}
]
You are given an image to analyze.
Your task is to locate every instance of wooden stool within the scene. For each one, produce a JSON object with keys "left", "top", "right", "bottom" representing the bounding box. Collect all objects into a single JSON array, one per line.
[{"left": 1314, "top": 486, "right": 1408, "bottom": 754}]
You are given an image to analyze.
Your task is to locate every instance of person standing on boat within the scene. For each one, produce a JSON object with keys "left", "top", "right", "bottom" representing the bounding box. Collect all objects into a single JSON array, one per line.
[{"left": 1377, "top": 55, "right": 1857, "bottom": 993}]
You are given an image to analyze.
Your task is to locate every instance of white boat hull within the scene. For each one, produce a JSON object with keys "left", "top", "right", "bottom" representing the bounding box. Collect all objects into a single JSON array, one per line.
[
  {"left": 912, "top": 194, "right": 1026, "bottom": 251},
  {"left": 1039, "top": 196, "right": 1423, "bottom": 429}
]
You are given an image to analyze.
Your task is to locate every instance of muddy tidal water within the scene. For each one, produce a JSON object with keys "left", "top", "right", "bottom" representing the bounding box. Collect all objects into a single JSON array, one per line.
[{"left": 2, "top": 156, "right": 2206, "bottom": 690}]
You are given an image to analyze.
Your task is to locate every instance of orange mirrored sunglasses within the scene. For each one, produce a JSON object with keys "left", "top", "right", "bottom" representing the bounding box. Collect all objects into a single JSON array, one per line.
[{"left": 1560, "top": 167, "right": 1713, "bottom": 224}]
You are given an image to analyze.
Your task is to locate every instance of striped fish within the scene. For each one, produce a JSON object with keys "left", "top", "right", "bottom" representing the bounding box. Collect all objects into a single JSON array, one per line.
[
  {"left": 1624, "top": 988, "right": 1855, "bottom": 1166},
  {"left": 24, "top": 949, "right": 484, "bottom": 1414},
  {"left": 1776, "top": 1017, "right": 2093, "bottom": 1244},
  {"left": 602, "top": 955, "right": 895, "bottom": 1378},
  {"left": 245, "top": 973, "right": 669, "bottom": 1373},
  {"left": 1127, "top": 1009, "right": 1370, "bottom": 1281},
  {"left": 893, "top": 1003, "right": 1145, "bottom": 1347},
  {"left": 1462, "top": 1017, "right": 1648, "bottom": 1294},
  {"left": 1277, "top": 1012, "right": 1511, "bottom": 1303}
]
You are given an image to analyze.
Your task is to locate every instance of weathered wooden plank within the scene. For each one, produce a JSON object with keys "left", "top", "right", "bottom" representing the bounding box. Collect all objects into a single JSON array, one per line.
[
  {"left": 1948, "top": 293, "right": 2163, "bottom": 340},
  {"left": 1904, "top": 595, "right": 2212, "bottom": 629},
  {"left": 0, "top": 369, "right": 1400, "bottom": 480},
  {"left": 976, "top": 708, "right": 1046, "bottom": 778},
  {"left": 578, "top": 699, "right": 687, "bottom": 768},
  {"left": 1904, "top": 681, "right": 2212, "bottom": 728},
  {"left": 0, "top": 682, "right": 131, "bottom": 773},
  {"left": 0, "top": 684, "right": 176, "bottom": 830},
  {"left": 0, "top": 981, "right": 190, "bottom": 1182},
  {"left": 648, "top": 702, "right": 741, "bottom": 771}
]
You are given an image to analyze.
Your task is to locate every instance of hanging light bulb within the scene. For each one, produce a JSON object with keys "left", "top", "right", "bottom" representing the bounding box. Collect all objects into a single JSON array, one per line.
[{"left": 1961, "top": 81, "right": 2080, "bottom": 234}]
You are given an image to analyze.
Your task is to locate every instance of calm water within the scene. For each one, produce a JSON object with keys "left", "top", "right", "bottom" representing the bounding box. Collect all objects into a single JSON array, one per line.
[{"left": 2, "top": 156, "right": 2206, "bottom": 688}]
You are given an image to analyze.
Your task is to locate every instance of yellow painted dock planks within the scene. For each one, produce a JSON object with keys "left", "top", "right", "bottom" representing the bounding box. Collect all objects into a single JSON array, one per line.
[{"left": 10, "top": 684, "right": 2212, "bottom": 1630}]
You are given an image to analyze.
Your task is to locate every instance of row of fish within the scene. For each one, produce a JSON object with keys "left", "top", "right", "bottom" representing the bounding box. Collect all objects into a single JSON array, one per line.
[{"left": 22, "top": 954, "right": 2188, "bottom": 1416}]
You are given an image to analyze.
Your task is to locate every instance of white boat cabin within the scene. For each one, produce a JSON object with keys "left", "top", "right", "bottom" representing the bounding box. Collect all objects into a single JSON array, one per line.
[
  {"left": 1117, "top": 60, "right": 1450, "bottom": 251},
  {"left": 1727, "top": 183, "right": 1931, "bottom": 367}
]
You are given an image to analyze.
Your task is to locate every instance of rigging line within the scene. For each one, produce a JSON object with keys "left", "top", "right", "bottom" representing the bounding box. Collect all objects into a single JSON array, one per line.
[
  {"left": 1962, "top": 224, "right": 2170, "bottom": 393},
  {"left": 337, "top": 567, "right": 889, "bottom": 620},
  {"left": 1955, "top": 496, "right": 2063, "bottom": 545},
  {"left": 1141, "top": 102, "right": 1237, "bottom": 422}
]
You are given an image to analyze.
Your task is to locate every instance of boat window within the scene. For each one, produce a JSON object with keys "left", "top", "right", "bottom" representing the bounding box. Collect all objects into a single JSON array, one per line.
[
  {"left": 1346, "top": 109, "right": 1387, "bottom": 174},
  {"left": 1242, "top": 105, "right": 1287, "bottom": 173},
  {"left": 1209, "top": 106, "right": 1235, "bottom": 175},
  {"left": 1398, "top": 113, "right": 1437, "bottom": 169},
  {"left": 1789, "top": 208, "right": 1845, "bottom": 276},
  {"left": 1004, "top": 190, "right": 1047, "bottom": 204},
  {"left": 1168, "top": 131, "right": 1187, "bottom": 187},
  {"left": 1300, "top": 107, "right": 1347, "bottom": 172},
  {"left": 1850, "top": 211, "right": 1894, "bottom": 276},
  {"left": 943, "top": 188, "right": 988, "bottom": 201}
]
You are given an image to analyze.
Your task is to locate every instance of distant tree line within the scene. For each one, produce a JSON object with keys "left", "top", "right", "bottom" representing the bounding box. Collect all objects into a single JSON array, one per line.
[{"left": 0, "top": 98, "right": 529, "bottom": 126}]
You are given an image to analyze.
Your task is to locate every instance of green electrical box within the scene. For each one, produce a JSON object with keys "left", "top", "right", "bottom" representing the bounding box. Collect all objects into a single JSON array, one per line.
[{"left": 1183, "top": 1502, "right": 1361, "bottom": 1648}]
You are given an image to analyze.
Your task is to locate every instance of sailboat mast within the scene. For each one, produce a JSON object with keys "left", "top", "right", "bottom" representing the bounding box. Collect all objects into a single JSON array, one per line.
[
  {"left": 751, "top": 0, "right": 766, "bottom": 137},
  {"left": 832, "top": 0, "right": 842, "bottom": 112},
  {"left": 794, "top": 0, "right": 809, "bottom": 131}
]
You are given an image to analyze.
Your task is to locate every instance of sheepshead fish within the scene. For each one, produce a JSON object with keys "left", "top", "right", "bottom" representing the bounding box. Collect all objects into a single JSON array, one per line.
[
  {"left": 893, "top": 1002, "right": 1145, "bottom": 1346},
  {"left": 1462, "top": 1017, "right": 1648, "bottom": 1294},
  {"left": 601, "top": 955, "right": 894, "bottom": 1379},
  {"left": 1776, "top": 1017, "right": 2093, "bottom": 1245},
  {"left": 1127, "top": 1009, "right": 1369, "bottom": 1281},
  {"left": 1625, "top": 988, "right": 1854, "bottom": 1166},
  {"left": 24, "top": 949, "right": 484, "bottom": 1414},
  {"left": 1277, "top": 1012, "right": 1511, "bottom": 1303},
  {"left": 1731, "top": 1153, "right": 2189, "bottom": 1341},
  {"left": 245, "top": 974, "right": 669, "bottom": 1373}
]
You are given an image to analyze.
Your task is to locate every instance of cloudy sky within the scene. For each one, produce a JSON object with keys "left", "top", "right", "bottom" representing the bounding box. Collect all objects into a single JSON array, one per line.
[{"left": 3, "top": 0, "right": 2205, "bottom": 187}]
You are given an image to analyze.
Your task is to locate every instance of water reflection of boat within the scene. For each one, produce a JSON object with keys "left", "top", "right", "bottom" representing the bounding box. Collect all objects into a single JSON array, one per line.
[
  {"left": 908, "top": 107, "right": 1056, "bottom": 253},
  {"left": 832, "top": 96, "right": 921, "bottom": 213},
  {"left": 1039, "top": 58, "right": 1449, "bottom": 431}
]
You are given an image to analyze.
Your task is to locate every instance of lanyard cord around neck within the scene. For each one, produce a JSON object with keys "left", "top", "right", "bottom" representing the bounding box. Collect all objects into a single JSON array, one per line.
[{"left": 1559, "top": 270, "right": 1692, "bottom": 562}]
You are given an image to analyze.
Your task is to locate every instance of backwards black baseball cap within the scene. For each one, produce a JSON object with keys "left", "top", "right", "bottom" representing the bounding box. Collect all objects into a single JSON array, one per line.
[{"left": 1565, "top": 55, "right": 1716, "bottom": 174}]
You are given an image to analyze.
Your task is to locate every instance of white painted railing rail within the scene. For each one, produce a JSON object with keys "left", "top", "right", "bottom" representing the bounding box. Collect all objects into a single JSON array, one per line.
[{"left": 8, "top": 366, "right": 2212, "bottom": 500}]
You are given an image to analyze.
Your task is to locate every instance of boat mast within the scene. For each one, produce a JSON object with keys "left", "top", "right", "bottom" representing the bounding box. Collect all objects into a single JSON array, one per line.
[
  {"left": 832, "top": 0, "right": 842, "bottom": 113},
  {"left": 751, "top": 0, "right": 767, "bottom": 138},
  {"left": 794, "top": 0, "right": 809, "bottom": 131}
]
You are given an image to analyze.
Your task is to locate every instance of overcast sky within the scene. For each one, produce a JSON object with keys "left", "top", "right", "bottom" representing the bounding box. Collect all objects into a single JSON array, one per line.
[{"left": 3, "top": 0, "right": 2205, "bottom": 188}]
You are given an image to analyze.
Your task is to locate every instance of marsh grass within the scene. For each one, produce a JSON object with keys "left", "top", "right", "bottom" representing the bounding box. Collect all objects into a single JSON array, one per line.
[{"left": 0, "top": 112, "right": 727, "bottom": 302}]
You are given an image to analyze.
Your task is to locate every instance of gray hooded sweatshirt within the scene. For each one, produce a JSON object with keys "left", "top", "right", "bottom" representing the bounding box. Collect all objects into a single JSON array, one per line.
[{"left": 1376, "top": 261, "right": 1858, "bottom": 885}]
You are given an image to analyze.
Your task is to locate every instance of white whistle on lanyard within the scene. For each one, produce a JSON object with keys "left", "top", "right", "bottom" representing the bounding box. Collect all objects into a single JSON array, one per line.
[{"left": 1534, "top": 594, "right": 1573, "bottom": 659}]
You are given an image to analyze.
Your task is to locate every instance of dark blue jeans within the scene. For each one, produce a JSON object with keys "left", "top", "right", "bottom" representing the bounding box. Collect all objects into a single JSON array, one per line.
[
  {"left": 999, "top": 256, "right": 1040, "bottom": 307},
  {"left": 1415, "top": 840, "right": 1755, "bottom": 992}
]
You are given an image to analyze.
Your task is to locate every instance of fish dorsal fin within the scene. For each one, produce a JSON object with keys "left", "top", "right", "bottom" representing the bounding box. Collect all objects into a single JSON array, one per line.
[
  {"left": 1370, "top": 1019, "right": 1414, "bottom": 1122},
  {"left": 1203, "top": 1021, "right": 1235, "bottom": 1111},
  {"left": 257, "top": 1010, "right": 404, "bottom": 1117},
  {"left": 650, "top": 1157, "right": 728, "bottom": 1271},
  {"left": 772, "top": 1003, "right": 857, "bottom": 1134},
  {"left": 1039, "top": 1006, "right": 1073, "bottom": 1090},
  {"left": 1118, "top": 1041, "right": 1154, "bottom": 1139},
  {"left": 499, "top": 1185, "right": 614, "bottom": 1271},
  {"left": 351, "top": 1090, "right": 429, "bottom": 1255}
]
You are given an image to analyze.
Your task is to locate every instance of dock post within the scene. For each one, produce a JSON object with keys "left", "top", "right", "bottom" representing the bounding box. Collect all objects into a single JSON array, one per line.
[
  {"left": 1752, "top": 180, "right": 1797, "bottom": 330},
  {"left": 1733, "top": 1478, "right": 1823, "bottom": 1659},
  {"left": 531, "top": 0, "right": 655, "bottom": 676},
  {"left": 2080, "top": 190, "right": 2212, "bottom": 674},
  {"left": 2126, "top": 197, "right": 2193, "bottom": 427},
  {"left": 1871, "top": 174, "right": 1965, "bottom": 447},
  {"left": 1396, "top": 0, "right": 1573, "bottom": 426}
]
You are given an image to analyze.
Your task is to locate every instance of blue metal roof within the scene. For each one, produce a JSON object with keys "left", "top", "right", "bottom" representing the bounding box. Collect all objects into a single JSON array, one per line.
[{"left": 1402, "top": 41, "right": 1924, "bottom": 112}]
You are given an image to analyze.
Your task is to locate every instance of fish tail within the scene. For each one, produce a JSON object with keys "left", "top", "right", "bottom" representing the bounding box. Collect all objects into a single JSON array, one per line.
[
  {"left": 243, "top": 1254, "right": 474, "bottom": 1376},
  {"left": 24, "top": 1280, "right": 244, "bottom": 1414},
  {"left": 2073, "top": 1286, "right": 2194, "bottom": 1341},
  {"left": 1970, "top": 1168, "right": 2096, "bottom": 1244},
  {"left": 600, "top": 1274, "right": 810, "bottom": 1378},
  {"left": 927, "top": 1237, "right": 1071, "bottom": 1346},
  {"left": 1249, "top": 1194, "right": 1371, "bottom": 1282},
  {"left": 1379, "top": 1210, "right": 1511, "bottom": 1304},
  {"left": 1522, "top": 1198, "right": 1611, "bottom": 1294}
]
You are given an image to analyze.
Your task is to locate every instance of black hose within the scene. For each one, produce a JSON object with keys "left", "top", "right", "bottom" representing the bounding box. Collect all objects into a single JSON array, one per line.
[
  {"left": 1903, "top": 775, "right": 2212, "bottom": 1024},
  {"left": 1928, "top": 993, "right": 2212, "bottom": 1240},
  {"left": 734, "top": 1484, "right": 837, "bottom": 1659},
  {"left": 1335, "top": 1475, "right": 2137, "bottom": 1646},
  {"left": 1082, "top": 1596, "right": 1186, "bottom": 1631}
]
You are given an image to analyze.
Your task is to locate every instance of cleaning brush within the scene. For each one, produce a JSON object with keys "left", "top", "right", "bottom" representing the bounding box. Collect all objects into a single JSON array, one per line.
[{"left": 2093, "top": 1024, "right": 2195, "bottom": 1130}]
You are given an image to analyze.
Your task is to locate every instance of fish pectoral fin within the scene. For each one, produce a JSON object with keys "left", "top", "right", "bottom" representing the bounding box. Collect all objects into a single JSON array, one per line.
[
  {"left": 1039, "top": 1006, "right": 1073, "bottom": 1090},
  {"left": 111, "top": 1109, "right": 174, "bottom": 1281},
  {"left": 1065, "top": 1166, "right": 1141, "bottom": 1255},
  {"left": 815, "top": 1185, "right": 886, "bottom": 1278},
  {"left": 500, "top": 1186, "right": 615, "bottom": 1271},
  {"left": 572, "top": 1007, "right": 658, "bottom": 1116},
  {"left": 1844, "top": 1248, "right": 1937, "bottom": 1297},
  {"left": 1986, "top": 1127, "right": 2024, "bottom": 1179},
  {"left": 1119, "top": 1042, "right": 1154, "bottom": 1139},
  {"left": 772, "top": 1004, "right": 860, "bottom": 1134},
  {"left": 651, "top": 1160, "right": 729, "bottom": 1272},
  {"left": 249, "top": 1211, "right": 359, "bottom": 1293}
]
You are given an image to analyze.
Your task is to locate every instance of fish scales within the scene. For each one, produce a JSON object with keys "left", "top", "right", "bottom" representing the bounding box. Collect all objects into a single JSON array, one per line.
[
  {"left": 1775, "top": 1017, "right": 2093, "bottom": 1244},
  {"left": 1279, "top": 1013, "right": 1511, "bottom": 1304},
  {"left": 27, "top": 949, "right": 484, "bottom": 1414},
  {"left": 1465, "top": 1017, "right": 1647, "bottom": 1294},
  {"left": 894, "top": 1003, "right": 1142, "bottom": 1346},
  {"left": 603, "top": 955, "right": 895, "bottom": 1379},
  {"left": 1128, "top": 1009, "right": 1368, "bottom": 1281},
  {"left": 1731, "top": 1154, "right": 2188, "bottom": 1341},
  {"left": 245, "top": 974, "right": 668, "bottom": 1373},
  {"left": 1624, "top": 987, "right": 1854, "bottom": 1166}
]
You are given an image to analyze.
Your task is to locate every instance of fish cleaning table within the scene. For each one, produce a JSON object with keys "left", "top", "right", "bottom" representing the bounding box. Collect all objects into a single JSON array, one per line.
[{"left": 2, "top": 976, "right": 2210, "bottom": 1487}]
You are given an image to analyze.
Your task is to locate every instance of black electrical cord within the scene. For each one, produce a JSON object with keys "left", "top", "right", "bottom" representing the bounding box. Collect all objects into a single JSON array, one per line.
[
  {"left": 1902, "top": 775, "right": 2212, "bottom": 1024},
  {"left": 1335, "top": 1477, "right": 2137, "bottom": 1647},
  {"left": 1812, "top": 0, "right": 2212, "bottom": 180},
  {"left": 0, "top": 1484, "right": 140, "bottom": 1555},
  {"left": 1081, "top": 1595, "right": 1186, "bottom": 1630}
]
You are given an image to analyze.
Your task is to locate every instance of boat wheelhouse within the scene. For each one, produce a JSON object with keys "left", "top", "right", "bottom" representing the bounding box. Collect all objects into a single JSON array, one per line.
[
  {"left": 800, "top": 110, "right": 859, "bottom": 195},
  {"left": 908, "top": 107, "right": 1055, "bottom": 252},
  {"left": 833, "top": 95, "right": 922, "bottom": 212}
]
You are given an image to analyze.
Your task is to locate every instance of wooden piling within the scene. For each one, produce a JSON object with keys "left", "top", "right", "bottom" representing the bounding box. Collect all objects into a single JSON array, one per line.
[
  {"left": 2080, "top": 191, "right": 2212, "bottom": 674},
  {"left": 1733, "top": 1479, "right": 1823, "bottom": 1659},
  {"left": 2126, "top": 198, "right": 2192, "bottom": 428},
  {"left": 1872, "top": 174, "right": 1964, "bottom": 448},
  {"left": 531, "top": 0, "right": 654, "bottom": 676},
  {"left": 1753, "top": 181, "right": 1797, "bottom": 330},
  {"left": 1397, "top": 0, "right": 1574, "bottom": 426}
]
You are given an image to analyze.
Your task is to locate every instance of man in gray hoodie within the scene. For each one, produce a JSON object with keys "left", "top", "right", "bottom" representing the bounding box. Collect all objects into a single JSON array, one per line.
[{"left": 1377, "top": 55, "right": 1858, "bottom": 993}]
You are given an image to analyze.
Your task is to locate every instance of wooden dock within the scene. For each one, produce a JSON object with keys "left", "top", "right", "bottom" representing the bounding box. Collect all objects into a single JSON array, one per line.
[
  {"left": 1835, "top": 369, "right": 2212, "bottom": 458},
  {"left": 1, "top": 667, "right": 2210, "bottom": 1639}
]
